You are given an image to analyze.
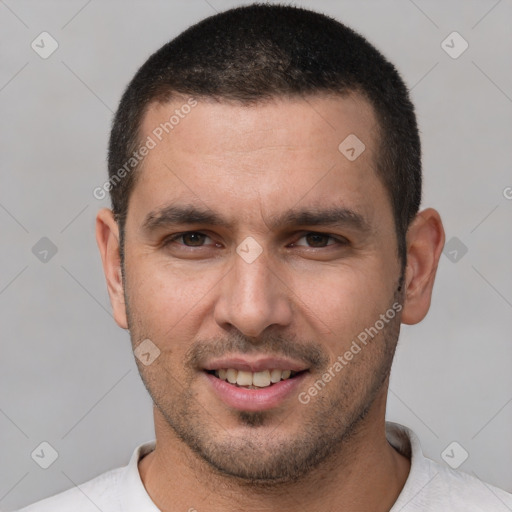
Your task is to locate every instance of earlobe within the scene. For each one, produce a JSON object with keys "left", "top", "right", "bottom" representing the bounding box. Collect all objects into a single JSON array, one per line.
[
  {"left": 95, "top": 208, "right": 129, "bottom": 329},
  {"left": 401, "top": 208, "right": 445, "bottom": 325}
]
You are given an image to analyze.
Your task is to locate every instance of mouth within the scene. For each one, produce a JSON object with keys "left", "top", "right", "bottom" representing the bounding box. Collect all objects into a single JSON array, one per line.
[
  {"left": 202, "top": 358, "right": 309, "bottom": 411},
  {"left": 205, "top": 368, "right": 304, "bottom": 389}
]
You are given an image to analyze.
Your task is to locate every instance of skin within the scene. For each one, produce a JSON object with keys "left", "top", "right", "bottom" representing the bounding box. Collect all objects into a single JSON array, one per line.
[{"left": 96, "top": 93, "right": 445, "bottom": 512}]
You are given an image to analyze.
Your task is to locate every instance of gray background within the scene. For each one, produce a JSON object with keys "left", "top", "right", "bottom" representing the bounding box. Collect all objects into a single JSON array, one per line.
[{"left": 1, "top": 0, "right": 511, "bottom": 510}]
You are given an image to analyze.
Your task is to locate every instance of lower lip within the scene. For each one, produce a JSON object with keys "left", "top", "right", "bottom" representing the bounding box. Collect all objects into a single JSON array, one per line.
[{"left": 204, "top": 372, "right": 307, "bottom": 412}]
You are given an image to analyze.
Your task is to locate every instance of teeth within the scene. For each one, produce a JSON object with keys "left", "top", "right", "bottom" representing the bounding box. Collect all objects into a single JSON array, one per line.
[
  {"left": 226, "top": 368, "right": 238, "bottom": 384},
  {"left": 270, "top": 369, "right": 282, "bottom": 383},
  {"left": 253, "top": 370, "right": 271, "bottom": 387},
  {"left": 214, "top": 368, "right": 296, "bottom": 388},
  {"left": 236, "top": 370, "right": 253, "bottom": 386}
]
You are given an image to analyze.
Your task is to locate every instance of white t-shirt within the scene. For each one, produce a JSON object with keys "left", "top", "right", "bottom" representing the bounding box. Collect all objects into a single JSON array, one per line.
[{"left": 17, "top": 422, "right": 512, "bottom": 511}]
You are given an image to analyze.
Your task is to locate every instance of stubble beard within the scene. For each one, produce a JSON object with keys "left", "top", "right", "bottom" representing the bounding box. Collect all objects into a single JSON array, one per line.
[{"left": 125, "top": 276, "right": 404, "bottom": 485}]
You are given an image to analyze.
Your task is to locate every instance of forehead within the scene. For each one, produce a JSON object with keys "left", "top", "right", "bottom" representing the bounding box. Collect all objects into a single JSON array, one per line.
[
  {"left": 130, "top": 93, "right": 388, "bottom": 233},
  {"left": 141, "top": 93, "right": 378, "bottom": 157}
]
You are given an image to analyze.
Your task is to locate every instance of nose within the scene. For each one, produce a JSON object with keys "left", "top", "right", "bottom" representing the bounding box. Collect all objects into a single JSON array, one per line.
[{"left": 213, "top": 247, "right": 293, "bottom": 339}]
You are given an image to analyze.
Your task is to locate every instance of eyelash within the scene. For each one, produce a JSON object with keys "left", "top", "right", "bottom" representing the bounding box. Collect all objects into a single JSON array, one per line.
[{"left": 162, "top": 231, "right": 348, "bottom": 249}]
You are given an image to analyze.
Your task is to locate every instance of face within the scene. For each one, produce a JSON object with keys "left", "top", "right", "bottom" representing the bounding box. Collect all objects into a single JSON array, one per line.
[{"left": 107, "top": 94, "right": 407, "bottom": 481}]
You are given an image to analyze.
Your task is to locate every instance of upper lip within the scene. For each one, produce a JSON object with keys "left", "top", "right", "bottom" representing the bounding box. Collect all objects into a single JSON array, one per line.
[{"left": 203, "top": 356, "right": 309, "bottom": 373}]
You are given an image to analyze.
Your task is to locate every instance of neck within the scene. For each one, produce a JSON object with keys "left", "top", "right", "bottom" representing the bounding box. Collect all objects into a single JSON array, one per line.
[{"left": 139, "top": 392, "right": 410, "bottom": 512}]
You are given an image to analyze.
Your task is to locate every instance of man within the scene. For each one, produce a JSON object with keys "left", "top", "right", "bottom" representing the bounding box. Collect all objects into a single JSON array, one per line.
[{"left": 19, "top": 3, "right": 512, "bottom": 511}]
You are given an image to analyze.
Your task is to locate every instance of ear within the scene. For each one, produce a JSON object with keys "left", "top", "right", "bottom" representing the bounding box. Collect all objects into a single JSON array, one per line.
[
  {"left": 401, "top": 208, "right": 445, "bottom": 325},
  {"left": 95, "top": 208, "right": 128, "bottom": 329}
]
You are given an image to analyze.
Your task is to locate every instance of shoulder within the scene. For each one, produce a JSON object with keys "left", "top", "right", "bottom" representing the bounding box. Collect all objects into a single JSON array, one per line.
[
  {"left": 16, "top": 441, "right": 156, "bottom": 512},
  {"left": 387, "top": 422, "right": 512, "bottom": 511},
  {"left": 410, "top": 456, "right": 512, "bottom": 511},
  {"left": 16, "top": 467, "right": 124, "bottom": 512}
]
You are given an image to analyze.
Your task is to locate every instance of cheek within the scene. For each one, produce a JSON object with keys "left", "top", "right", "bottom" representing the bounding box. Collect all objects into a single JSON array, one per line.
[
  {"left": 125, "top": 256, "right": 229, "bottom": 345},
  {"left": 290, "top": 261, "right": 395, "bottom": 348}
]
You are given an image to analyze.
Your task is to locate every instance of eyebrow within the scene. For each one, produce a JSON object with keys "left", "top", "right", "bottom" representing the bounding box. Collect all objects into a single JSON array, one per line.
[{"left": 141, "top": 204, "right": 370, "bottom": 234}]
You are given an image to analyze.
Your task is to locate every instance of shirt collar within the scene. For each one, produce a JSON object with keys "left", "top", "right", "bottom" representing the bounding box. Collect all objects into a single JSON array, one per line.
[
  {"left": 386, "top": 421, "right": 438, "bottom": 511},
  {"left": 119, "top": 440, "right": 159, "bottom": 511},
  {"left": 120, "top": 423, "right": 426, "bottom": 511}
]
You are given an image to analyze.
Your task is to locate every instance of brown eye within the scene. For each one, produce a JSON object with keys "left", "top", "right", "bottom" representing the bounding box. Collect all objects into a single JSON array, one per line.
[
  {"left": 304, "top": 233, "right": 331, "bottom": 247},
  {"left": 164, "top": 232, "right": 213, "bottom": 247},
  {"left": 180, "top": 232, "right": 208, "bottom": 246},
  {"left": 293, "top": 232, "right": 347, "bottom": 248}
]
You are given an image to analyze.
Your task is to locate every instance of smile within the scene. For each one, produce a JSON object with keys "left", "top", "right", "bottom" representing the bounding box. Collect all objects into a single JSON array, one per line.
[
  {"left": 204, "top": 369, "right": 307, "bottom": 411},
  {"left": 207, "top": 368, "right": 299, "bottom": 389}
]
